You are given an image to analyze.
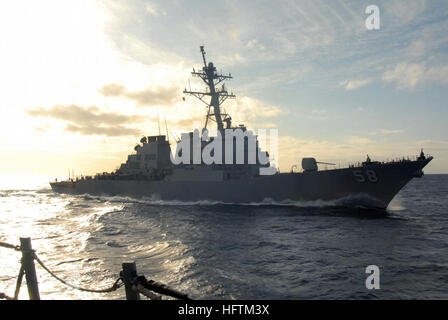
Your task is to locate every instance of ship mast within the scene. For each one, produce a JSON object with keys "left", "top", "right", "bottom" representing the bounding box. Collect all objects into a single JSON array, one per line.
[{"left": 183, "top": 46, "right": 236, "bottom": 132}]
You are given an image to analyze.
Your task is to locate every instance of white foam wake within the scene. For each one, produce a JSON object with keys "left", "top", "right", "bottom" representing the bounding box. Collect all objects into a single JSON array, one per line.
[{"left": 74, "top": 193, "right": 386, "bottom": 209}]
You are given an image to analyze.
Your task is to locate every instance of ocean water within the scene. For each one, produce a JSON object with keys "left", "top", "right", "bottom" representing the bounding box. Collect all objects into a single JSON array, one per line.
[{"left": 0, "top": 174, "right": 447, "bottom": 300}]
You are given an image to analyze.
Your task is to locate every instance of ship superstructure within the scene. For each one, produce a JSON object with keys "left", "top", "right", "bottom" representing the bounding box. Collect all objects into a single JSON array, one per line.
[{"left": 104, "top": 46, "right": 271, "bottom": 182}]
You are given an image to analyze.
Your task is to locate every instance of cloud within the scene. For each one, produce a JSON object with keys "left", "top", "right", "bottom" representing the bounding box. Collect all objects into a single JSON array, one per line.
[
  {"left": 340, "top": 78, "right": 373, "bottom": 91},
  {"left": 311, "top": 109, "right": 326, "bottom": 115},
  {"left": 215, "top": 53, "right": 246, "bottom": 66},
  {"left": 382, "top": 129, "right": 403, "bottom": 135},
  {"left": 223, "top": 96, "right": 284, "bottom": 129},
  {"left": 145, "top": 3, "right": 165, "bottom": 16},
  {"left": 65, "top": 124, "right": 141, "bottom": 136},
  {"left": 426, "top": 65, "right": 448, "bottom": 84},
  {"left": 406, "top": 40, "right": 426, "bottom": 59},
  {"left": 99, "top": 83, "right": 181, "bottom": 107},
  {"left": 382, "top": 63, "right": 448, "bottom": 89},
  {"left": 388, "top": 0, "right": 427, "bottom": 25},
  {"left": 369, "top": 129, "right": 404, "bottom": 135},
  {"left": 346, "top": 136, "right": 373, "bottom": 145},
  {"left": 27, "top": 105, "right": 143, "bottom": 137},
  {"left": 382, "top": 63, "right": 426, "bottom": 88},
  {"left": 416, "top": 139, "right": 448, "bottom": 152},
  {"left": 99, "top": 83, "right": 126, "bottom": 96},
  {"left": 246, "top": 39, "right": 265, "bottom": 51}
]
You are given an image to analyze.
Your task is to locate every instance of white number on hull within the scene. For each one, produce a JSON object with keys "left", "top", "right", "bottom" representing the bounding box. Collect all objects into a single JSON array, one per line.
[
  {"left": 366, "top": 170, "right": 378, "bottom": 182},
  {"left": 353, "top": 170, "right": 378, "bottom": 183},
  {"left": 353, "top": 170, "right": 365, "bottom": 182}
]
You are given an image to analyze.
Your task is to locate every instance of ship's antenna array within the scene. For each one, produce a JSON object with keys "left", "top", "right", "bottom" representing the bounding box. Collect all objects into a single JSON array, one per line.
[
  {"left": 163, "top": 109, "right": 169, "bottom": 142},
  {"left": 183, "top": 46, "right": 236, "bottom": 132}
]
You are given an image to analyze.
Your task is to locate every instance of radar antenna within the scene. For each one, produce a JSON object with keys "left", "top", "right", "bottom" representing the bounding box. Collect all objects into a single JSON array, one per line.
[{"left": 183, "top": 46, "right": 236, "bottom": 132}]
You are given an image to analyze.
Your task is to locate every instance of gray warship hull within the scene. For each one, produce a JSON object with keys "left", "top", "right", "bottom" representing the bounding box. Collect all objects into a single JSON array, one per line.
[{"left": 50, "top": 157, "right": 432, "bottom": 209}]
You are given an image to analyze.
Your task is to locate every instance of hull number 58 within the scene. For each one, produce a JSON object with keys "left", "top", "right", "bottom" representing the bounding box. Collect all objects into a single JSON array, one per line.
[{"left": 353, "top": 170, "right": 378, "bottom": 182}]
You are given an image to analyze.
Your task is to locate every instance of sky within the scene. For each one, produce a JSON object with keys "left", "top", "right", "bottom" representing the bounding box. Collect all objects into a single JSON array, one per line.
[{"left": 0, "top": 0, "right": 447, "bottom": 177}]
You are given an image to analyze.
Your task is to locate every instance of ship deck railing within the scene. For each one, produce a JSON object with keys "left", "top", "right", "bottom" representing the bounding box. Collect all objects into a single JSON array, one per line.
[{"left": 292, "top": 154, "right": 431, "bottom": 173}]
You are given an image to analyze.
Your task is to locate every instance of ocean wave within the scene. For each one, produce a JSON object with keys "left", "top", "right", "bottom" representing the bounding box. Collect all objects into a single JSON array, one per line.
[{"left": 73, "top": 193, "right": 386, "bottom": 210}]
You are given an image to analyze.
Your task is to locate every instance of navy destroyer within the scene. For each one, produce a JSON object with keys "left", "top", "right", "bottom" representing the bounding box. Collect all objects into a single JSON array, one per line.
[{"left": 50, "top": 46, "right": 433, "bottom": 209}]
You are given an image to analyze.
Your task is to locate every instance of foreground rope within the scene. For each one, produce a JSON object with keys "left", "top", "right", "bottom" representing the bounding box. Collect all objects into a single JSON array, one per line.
[
  {"left": 136, "top": 275, "right": 192, "bottom": 300},
  {"left": 133, "top": 283, "right": 162, "bottom": 300},
  {"left": 0, "top": 241, "right": 20, "bottom": 251},
  {"left": 33, "top": 253, "right": 123, "bottom": 293}
]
